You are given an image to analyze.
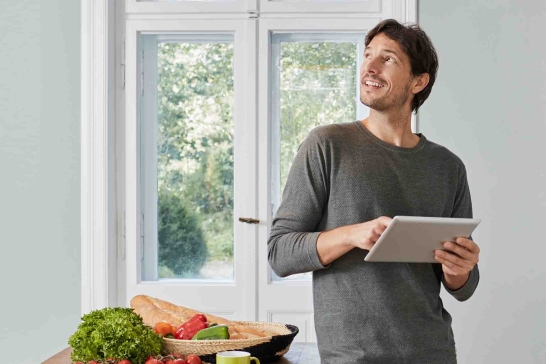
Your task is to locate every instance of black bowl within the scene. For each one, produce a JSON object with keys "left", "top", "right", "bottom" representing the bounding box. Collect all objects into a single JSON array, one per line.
[{"left": 199, "top": 324, "right": 299, "bottom": 364}]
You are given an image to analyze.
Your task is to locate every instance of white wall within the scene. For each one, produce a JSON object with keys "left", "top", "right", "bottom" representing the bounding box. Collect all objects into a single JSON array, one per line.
[
  {"left": 0, "top": 1, "right": 81, "bottom": 363},
  {"left": 419, "top": 1, "right": 546, "bottom": 363}
]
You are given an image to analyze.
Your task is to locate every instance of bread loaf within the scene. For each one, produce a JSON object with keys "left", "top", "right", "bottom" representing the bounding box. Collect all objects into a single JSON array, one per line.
[{"left": 130, "top": 295, "right": 276, "bottom": 339}]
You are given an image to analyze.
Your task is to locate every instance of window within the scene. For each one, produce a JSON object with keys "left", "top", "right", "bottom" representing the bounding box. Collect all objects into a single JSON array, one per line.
[
  {"left": 92, "top": 0, "right": 417, "bottom": 339},
  {"left": 140, "top": 35, "right": 235, "bottom": 281}
]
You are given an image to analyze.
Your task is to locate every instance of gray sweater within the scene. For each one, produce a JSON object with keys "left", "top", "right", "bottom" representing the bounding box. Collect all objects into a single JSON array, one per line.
[{"left": 268, "top": 120, "right": 479, "bottom": 364}]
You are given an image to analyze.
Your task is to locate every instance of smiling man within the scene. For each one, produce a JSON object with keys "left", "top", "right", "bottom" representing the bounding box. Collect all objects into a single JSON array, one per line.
[{"left": 268, "top": 19, "right": 480, "bottom": 363}]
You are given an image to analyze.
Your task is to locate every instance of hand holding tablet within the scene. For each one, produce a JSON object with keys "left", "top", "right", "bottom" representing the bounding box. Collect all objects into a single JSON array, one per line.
[{"left": 364, "top": 216, "right": 481, "bottom": 263}]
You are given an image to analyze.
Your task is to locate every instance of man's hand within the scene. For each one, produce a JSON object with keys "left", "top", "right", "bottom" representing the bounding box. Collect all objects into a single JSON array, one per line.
[
  {"left": 348, "top": 216, "right": 393, "bottom": 251},
  {"left": 316, "top": 216, "right": 392, "bottom": 266},
  {"left": 435, "top": 237, "right": 480, "bottom": 290}
]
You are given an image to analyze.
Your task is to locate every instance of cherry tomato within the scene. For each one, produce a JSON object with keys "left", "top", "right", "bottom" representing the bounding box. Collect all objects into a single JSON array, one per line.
[
  {"left": 118, "top": 360, "right": 132, "bottom": 364},
  {"left": 186, "top": 354, "right": 202, "bottom": 364},
  {"left": 145, "top": 359, "right": 163, "bottom": 364},
  {"left": 172, "top": 353, "right": 184, "bottom": 359},
  {"left": 171, "top": 325, "right": 179, "bottom": 335},
  {"left": 154, "top": 321, "right": 174, "bottom": 337},
  {"left": 165, "top": 360, "right": 187, "bottom": 364}
]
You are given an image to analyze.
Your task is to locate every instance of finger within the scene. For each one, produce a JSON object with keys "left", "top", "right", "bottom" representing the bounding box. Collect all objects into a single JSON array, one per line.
[
  {"left": 443, "top": 242, "right": 477, "bottom": 263},
  {"left": 435, "top": 255, "right": 466, "bottom": 275},
  {"left": 374, "top": 225, "right": 387, "bottom": 235},
  {"left": 377, "top": 216, "right": 393, "bottom": 228},
  {"left": 441, "top": 264, "right": 458, "bottom": 276},
  {"left": 435, "top": 250, "right": 474, "bottom": 270},
  {"left": 455, "top": 237, "right": 481, "bottom": 254}
]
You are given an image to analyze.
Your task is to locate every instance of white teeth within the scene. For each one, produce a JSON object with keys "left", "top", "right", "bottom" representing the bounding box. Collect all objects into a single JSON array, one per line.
[{"left": 365, "top": 81, "right": 384, "bottom": 87}]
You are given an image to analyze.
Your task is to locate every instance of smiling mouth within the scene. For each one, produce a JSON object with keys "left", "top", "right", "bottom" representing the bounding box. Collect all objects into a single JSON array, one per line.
[{"left": 364, "top": 80, "right": 385, "bottom": 88}]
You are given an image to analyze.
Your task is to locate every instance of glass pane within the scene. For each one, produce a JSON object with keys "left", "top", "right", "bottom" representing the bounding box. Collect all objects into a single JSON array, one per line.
[
  {"left": 271, "top": 34, "right": 364, "bottom": 281},
  {"left": 142, "top": 36, "right": 235, "bottom": 281}
]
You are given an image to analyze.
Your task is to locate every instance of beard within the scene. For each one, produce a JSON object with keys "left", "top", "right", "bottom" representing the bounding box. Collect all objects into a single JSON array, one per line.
[{"left": 360, "top": 81, "right": 411, "bottom": 113}]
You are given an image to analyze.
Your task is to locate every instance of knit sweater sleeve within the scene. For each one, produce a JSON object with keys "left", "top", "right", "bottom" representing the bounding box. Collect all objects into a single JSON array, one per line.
[
  {"left": 267, "top": 129, "right": 330, "bottom": 278},
  {"left": 442, "top": 162, "right": 480, "bottom": 301}
]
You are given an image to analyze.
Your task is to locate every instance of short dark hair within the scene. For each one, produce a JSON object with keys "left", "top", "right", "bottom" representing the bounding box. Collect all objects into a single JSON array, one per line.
[{"left": 365, "top": 19, "right": 439, "bottom": 113}]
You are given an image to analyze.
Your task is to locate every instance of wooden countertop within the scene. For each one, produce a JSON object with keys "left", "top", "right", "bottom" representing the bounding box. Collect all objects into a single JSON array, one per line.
[{"left": 42, "top": 342, "right": 320, "bottom": 364}]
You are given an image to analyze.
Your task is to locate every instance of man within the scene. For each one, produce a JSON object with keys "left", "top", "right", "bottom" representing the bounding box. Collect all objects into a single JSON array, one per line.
[{"left": 268, "top": 19, "right": 480, "bottom": 363}]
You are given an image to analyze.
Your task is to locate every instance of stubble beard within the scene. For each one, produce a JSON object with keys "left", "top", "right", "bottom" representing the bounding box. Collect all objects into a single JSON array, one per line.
[{"left": 360, "top": 82, "right": 412, "bottom": 118}]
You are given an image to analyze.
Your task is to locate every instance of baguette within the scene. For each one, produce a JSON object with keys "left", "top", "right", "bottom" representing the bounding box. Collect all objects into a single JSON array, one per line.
[{"left": 130, "top": 295, "right": 277, "bottom": 339}]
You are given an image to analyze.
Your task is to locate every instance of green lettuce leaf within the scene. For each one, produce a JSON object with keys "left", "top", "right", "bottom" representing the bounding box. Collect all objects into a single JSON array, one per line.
[{"left": 68, "top": 307, "right": 163, "bottom": 364}]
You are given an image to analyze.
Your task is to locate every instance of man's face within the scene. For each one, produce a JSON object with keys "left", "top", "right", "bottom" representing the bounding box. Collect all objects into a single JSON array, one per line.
[{"left": 360, "top": 33, "right": 415, "bottom": 112}]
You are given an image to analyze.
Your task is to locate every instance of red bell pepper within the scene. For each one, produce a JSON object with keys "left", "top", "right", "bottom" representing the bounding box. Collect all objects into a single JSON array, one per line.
[
  {"left": 174, "top": 314, "right": 208, "bottom": 340},
  {"left": 193, "top": 313, "right": 207, "bottom": 323}
]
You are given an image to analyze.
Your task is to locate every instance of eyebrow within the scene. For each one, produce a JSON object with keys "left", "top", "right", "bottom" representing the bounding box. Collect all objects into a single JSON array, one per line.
[{"left": 365, "top": 47, "right": 401, "bottom": 58}]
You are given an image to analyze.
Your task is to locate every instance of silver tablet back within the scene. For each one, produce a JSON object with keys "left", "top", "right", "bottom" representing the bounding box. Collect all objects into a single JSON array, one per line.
[{"left": 364, "top": 216, "right": 481, "bottom": 263}]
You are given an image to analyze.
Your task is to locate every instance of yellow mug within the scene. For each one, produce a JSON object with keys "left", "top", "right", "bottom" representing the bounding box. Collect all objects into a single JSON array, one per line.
[{"left": 216, "top": 351, "right": 260, "bottom": 364}]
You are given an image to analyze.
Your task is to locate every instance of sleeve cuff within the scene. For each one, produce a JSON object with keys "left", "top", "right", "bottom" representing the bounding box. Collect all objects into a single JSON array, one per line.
[
  {"left": 443, "top": 264, "right": 480, "bottom": 301},
  {"left": 306, "top": 231, "right": 331, "bottom": 271}
]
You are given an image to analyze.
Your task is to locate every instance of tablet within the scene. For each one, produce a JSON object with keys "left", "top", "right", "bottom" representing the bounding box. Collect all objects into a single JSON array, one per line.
[{"left": 364, "top": 216, "right": 481, "bottom": 263}]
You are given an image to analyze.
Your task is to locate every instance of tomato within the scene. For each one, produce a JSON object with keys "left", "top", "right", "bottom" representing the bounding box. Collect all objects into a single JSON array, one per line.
[
  {"left": 145, "top": 359, "right": 163, "bottom": 364},
  {"left": 171, "top": 325, "right": 179, "bottom": 335},
  {"left": 165, "top": 360, "right": 187, "bottom": 364},
  {"left": 172, "top": 353, "right": 184, "bottom": 359},
  {"left": 118, "top": 360, "right": 132, "bottom": 364},
  {"left": 186, "top": 354, "right": 202, "bottom": 364},
  {"left": 154, "top": 321, "right": 174, "bottom": 337}
]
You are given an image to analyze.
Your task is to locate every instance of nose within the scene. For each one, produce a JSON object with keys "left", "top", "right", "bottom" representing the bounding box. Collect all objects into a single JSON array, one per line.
[{"left": 362, "top": 56, "right": 380, "bottom": 75}]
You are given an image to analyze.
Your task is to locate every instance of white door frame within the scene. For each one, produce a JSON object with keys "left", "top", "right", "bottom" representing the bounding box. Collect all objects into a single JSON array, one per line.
[
  {"left": 81, "top": 0, "right": 118, "bottom": 314},
  {"left": 81, "top": 0, "right": 418, "bottom": 315}
]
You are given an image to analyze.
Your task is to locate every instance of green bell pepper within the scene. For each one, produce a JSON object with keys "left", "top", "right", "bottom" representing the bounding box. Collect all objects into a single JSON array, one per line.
[{"left": 191, "top": 324, "right": 230, "bottom": 340}]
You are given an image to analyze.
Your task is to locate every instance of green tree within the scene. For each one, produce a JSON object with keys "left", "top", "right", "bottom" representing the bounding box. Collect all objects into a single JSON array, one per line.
[
  {"left": 156, "top": 42, "right": 235, "bottom": 263},
  {"left": 158, "top": 189, "right": 208, "bottom": 276}
]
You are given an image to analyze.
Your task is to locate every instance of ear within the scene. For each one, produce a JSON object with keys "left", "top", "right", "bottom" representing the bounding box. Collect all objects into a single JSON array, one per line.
[{"left": 412, "top": 73, "right": 430, "bottom": 95}]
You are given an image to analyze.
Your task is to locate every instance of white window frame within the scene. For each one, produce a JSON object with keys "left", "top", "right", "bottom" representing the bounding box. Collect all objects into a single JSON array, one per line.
[
  {"left": 125, "top": 0, "right": 248, "bottom": 14},
  {"left": 81, "top": 0, "right": 418, "bottom": 313}
]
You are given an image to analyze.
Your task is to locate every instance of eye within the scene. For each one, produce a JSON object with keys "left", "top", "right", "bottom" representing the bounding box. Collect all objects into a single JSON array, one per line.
[
  {"left": 364, "top": 53, "right": 371, "bottom": 59},
  {"left": 386, "top": 57, "right": 396, "bottom": 63}
]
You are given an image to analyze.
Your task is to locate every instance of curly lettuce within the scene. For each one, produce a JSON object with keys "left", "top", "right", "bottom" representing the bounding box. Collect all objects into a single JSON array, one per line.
[{"left": 68, "top": 307, "right": 163, "bottom": 364}]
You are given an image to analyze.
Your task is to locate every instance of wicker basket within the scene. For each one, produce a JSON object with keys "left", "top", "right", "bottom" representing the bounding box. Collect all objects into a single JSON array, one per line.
[{"left": 162, "top": 321, "right": 299, "bottom": 364}]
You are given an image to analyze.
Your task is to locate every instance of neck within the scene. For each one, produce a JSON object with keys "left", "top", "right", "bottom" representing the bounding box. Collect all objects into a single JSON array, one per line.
[{"left": 362, "top": 108, "right": 419, "bottom": 148}]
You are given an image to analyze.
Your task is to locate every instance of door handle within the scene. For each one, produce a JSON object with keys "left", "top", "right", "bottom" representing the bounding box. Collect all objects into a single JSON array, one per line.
[{"left": 239, "top": 217, "right": 260, "bottom": 224}]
